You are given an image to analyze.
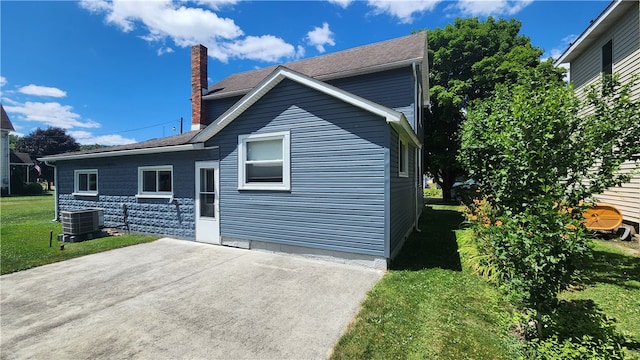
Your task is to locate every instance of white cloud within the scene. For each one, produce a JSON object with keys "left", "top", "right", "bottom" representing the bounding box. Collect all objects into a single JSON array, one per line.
[
  {"left": 454, "top": 0, "right": 533, "bottom": 17},
  {"left": 79, "top": 0, "right": 301, "bottom": 63},
  {"left": 69, "top": 130, "right": 137, "bottom": 146},
  {"left": 543, "top": 34, "right": 577, "bottom": 61},
  {"left": 367, "top": 0, "right": 441, "bottom": 24},
  {"left": 307, "top": 22, "right": 335, "bottom": 53},
  {"left": 328, "top": 0, "right": 353, "bottom": 8},
  {"left": 222, "top": 35, "right": 300, "bottom": 62},
  {"left": 191, "top": 0, "right": 239, "bottom": 11},
  {"left": 0, "top": 76, "right": 6, "bottom": 87},
  {"left": 4, "top": 102, "right": 100, "bottom": 129},
  {"left": 296, "top": 45, "right": 306, "bottom": 59},
  {"left": 18, "top": 84, "right": 67, "bottom": 98},
  {"left": 157, "top": 46, "right": 175, "bottom": 55},
  {"left": 1, "top": 97, "right": 19, "bottom": 106}
]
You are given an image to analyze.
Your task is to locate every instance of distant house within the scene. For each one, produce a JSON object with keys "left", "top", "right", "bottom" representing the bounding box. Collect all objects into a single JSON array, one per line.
[
  {"left": 554, "top": 0, "right": 640, "bottom": 230},
  {"left": 10, "top": 151, "right": 34, "bottom": 183},
  {"left": 39, "top": 32, "right": 429, "bottom": 268},
  {"left": 1, "top": 105, "right": 15, "bottom": 196}
]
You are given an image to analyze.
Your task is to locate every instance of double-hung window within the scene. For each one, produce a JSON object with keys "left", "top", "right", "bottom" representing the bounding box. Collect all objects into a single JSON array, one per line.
[
  {"left": 238, "top": 131, "right": 290, "bottom": 190},
  {"left": 138, "top": 165, "right": 173, "bottom": 197},
  {"left": 74, "top": 169, "right": 98, "bottom": 195},
  {"left": 398, "top": 139, "right": 409, "bottom": 178}
]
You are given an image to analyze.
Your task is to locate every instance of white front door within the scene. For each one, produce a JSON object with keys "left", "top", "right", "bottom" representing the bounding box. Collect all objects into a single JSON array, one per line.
[{"left": 195, "top": 161, "right": 220, "bottom": 244}]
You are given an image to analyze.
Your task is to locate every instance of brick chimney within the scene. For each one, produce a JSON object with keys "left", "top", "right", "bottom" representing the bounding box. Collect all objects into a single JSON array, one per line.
[{"left": 191, "top": 44, "right": 208, "bottom": 130}]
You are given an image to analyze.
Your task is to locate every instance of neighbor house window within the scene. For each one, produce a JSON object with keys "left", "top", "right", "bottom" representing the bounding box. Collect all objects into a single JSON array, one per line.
[
  {"left": 399, "top": 139, "right": 409, "bottom": 178},
  {"left": 138, "top": 165, "right": 173, "bottom": 197},
  {"left": 74, "top": 169, "right": 98, "bottom": 195},
  {"left": 238, "top": 131, "right": 290, "bottom": 190},
  {"left": 602, "top": 40, "right": 613, "bottom": 76}
]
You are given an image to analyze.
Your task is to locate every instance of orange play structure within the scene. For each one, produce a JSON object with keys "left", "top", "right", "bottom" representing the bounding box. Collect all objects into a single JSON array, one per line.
[{"left": 582, "top": 203, "right": 624, "bottom": 231}]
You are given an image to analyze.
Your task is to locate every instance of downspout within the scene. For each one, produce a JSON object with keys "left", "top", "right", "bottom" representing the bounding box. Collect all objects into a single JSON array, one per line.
[
  {"left": 44, "top": 160, "right": 58, "bottom": 221},
  {"left": 412, "top": 62, "right": 422, "bottom": 232}
]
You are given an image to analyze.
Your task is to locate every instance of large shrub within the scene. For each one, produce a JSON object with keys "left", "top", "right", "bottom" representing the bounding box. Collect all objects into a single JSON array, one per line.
[{"left": 458, "top": 73, "right": 640, "bottom": 337}]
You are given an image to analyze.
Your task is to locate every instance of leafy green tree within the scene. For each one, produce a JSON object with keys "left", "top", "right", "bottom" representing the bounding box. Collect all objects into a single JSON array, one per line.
[
  {"left": 9, "top": 134, "right": 19, "bottom": 150},
  {"left": 423, "top": 17, "right": 564, "bottom": 201},
  {"left": 458, "top": 73, "right": 640, "bottom": 336},
  {"left": 80, "top": 144, "right": 110, "bottom": 151},
  {"left": 16, "top": 127, "right": 80, "bottom": 189}
]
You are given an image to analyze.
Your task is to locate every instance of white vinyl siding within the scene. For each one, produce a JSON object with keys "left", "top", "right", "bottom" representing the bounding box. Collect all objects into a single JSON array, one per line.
[{"left": 568, "top": 3, "right": 640, "bottom": 226}]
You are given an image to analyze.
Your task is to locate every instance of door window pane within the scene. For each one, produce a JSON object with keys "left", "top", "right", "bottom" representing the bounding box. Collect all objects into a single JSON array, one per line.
[
  {"left": 199, "top": 168, "right": 215, "bottom": 218},
  {"left": 200, "top": 194, "right": 215, "bottom": 218}
]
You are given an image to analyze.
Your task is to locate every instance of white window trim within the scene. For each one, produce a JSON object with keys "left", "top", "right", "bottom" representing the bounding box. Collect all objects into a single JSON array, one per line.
[
  {"left": 73, "top": 169, "right": 98, "bottom": 196},
  {"left": 399, "top": 138, "right": 409, "bottom": 178},
  {"left": 137, "top": 165, "right": 174, "bottom": 198},
  {"left": 238, "top": 131, "right": 291, "bottom": 191}
]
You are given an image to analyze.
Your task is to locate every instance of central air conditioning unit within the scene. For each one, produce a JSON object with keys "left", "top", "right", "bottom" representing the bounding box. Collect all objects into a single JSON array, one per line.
[{"left": 61, "top": 208, "right": 104, "bottom": 236}]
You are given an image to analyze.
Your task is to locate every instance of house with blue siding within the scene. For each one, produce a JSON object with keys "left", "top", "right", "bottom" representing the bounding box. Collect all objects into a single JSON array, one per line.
[{"left": 40, "top": 32, "right": 429, "bottom": 268}]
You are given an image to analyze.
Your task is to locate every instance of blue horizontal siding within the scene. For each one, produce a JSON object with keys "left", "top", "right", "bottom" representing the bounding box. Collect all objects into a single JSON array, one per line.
[
  {"left": 54, "top": 149, "right": 218, "bottom": 239},
  {"left": 389, "top": 130, "right": 416, "bottom": 256},
  {"left": 211, "top": 79, "right": 389, "bottom": 256},
  {"left": 328, "top": 67, "right": 416, "bottom": 129},
  {"left": 205, "top": 96, "right": 241, "bottom": 125},
  {"left": 206, "top": 67, "right": 419, "bottom": 134}
]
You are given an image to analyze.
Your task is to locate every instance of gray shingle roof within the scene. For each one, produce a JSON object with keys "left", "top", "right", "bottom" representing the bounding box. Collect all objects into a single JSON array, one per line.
[
  {"left": 53, "top": 130, "right": 202, "bottom": 157},
  {"left": 206, "top": 31, "right": 428, "bottom": 99},
  {"left": 1, "top": 105, "right": 15, "bottom": 131},
  {"left": 10, "top": 151, "right": 32, "bottom": 164}
]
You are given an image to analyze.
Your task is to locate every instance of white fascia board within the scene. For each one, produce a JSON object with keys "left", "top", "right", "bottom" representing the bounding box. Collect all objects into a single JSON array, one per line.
[
  {"left": 389, "top": 115, "right": 422, "bottom": 149},
  {"left": 39, "top": 143, "right": 206, "bottom": 163},
  {"left": 554, "top": 0, "right": 624, "bottom": 66},
  {"left": 193, "top": 66, "right": 423, "bottom": 146}
]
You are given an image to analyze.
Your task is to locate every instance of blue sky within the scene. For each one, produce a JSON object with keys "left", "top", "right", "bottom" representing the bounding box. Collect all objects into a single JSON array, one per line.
[{"left": 1, "top": 0, "right": 608, "bottom": 145}]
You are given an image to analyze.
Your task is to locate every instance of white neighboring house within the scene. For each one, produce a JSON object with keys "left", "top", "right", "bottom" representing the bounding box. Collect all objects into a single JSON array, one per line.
[
  {"left": 555, "top": 0, "right": 640, "bottom": 231},
  {"left": 1, "top": 105, "right": 15, "bottom": 196}
]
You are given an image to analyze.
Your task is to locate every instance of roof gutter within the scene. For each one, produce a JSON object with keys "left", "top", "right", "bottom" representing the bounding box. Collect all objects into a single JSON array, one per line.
[{"left": 38, "top": 143, "right": 206, "bottom": 162}]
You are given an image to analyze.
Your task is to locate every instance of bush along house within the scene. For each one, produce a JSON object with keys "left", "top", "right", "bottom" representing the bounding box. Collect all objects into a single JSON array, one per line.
[{"left": 40, "top": 32, "right": 429, "bottom": 268}]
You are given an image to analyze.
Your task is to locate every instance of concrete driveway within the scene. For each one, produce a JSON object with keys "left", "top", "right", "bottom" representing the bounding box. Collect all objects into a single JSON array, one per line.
[{"left": 0, "top": 239, "right": 383, "bottom": 359}]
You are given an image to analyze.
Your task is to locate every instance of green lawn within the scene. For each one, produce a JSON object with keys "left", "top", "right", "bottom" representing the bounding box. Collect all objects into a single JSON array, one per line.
[
  {"left": 1, "top": 195, "right": 158, "bottom": 275},
  {"left": 560, "top": 240, "right": 640, "bottom": 359},
  {"left": 331, "top": 203, "right": 640, "bottom": 359},
  {"left": 331, "top": 204, "right": 522, "bottom": 359}
]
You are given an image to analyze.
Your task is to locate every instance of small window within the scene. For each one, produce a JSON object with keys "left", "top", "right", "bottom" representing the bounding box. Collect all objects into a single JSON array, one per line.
[
  {"left": 74, "top": 169, "right": 98, "bottom": 195},
  {"left": 138, "top": 166, "right": 173, "bottom": 197},
  {"left": 238, "top": 131, "right": 290, "bottom": 190},
  {"left": 399, "top": 139, "right": 409, "bottom": 178},
  {"left": 602, "top": 40, "right": 613, "bottom": 75}
]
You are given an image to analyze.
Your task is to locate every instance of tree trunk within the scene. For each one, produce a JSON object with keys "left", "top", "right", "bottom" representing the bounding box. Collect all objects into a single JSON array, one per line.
[{"left": 441, "top": 171, "right": 457, "bottom": 202}]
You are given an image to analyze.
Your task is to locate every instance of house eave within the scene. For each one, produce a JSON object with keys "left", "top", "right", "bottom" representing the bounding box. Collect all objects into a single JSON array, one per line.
[
  {"left": 39, "top": 143, "right": 207, "bottom": 163},
  {"left": 554, "top": 0, "right": 634, "bottom": 65}
]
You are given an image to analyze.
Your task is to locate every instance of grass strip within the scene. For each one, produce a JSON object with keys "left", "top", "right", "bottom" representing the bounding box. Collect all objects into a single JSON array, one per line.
[
  {"left": 331, "top": 204, "right": 521, "bottom": 360},
  {"left": 1, "top": 195, "right": 157, "bottom": 275}
]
